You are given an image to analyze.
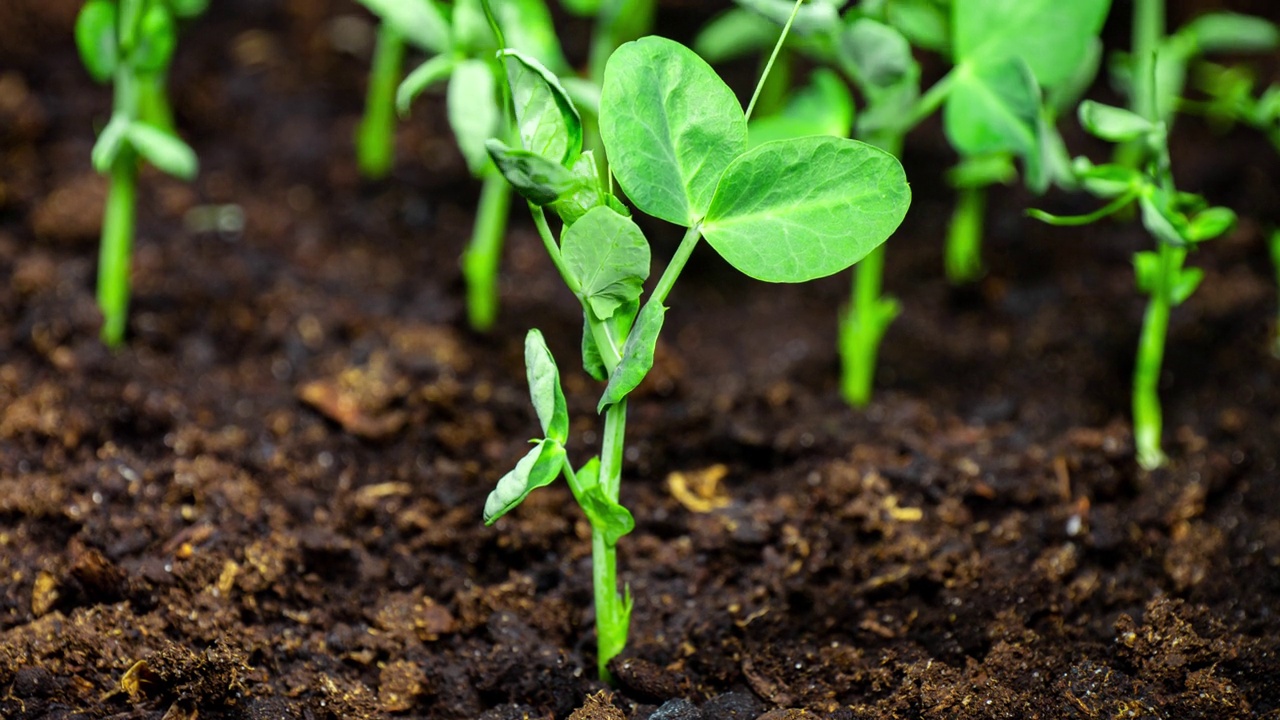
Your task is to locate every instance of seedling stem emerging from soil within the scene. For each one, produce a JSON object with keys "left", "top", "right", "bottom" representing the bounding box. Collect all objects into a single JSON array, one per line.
[
  {"left": 75, "top": 0, "right": 202, "bottom": 347},
  {"left": 1031, "top": 80, "right": 1235, "bottom": 469},
  {"left": 480, "top": 0, "right": 909, "bottom": 680}
]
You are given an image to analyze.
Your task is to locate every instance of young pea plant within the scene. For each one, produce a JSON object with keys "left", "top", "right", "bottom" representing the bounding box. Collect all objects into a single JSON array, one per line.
[
  {"left": 480, "top": 6, "right": 910, "bottom": 680},
  {"left": 75, "top": 0, "right": 203, "bottom": 347},
  {"left": 1030, "top": 100, "right": 1235, "bottom": 470},
  {"left": 695, "top": 0, "right": 1110, "bottom": 406}
]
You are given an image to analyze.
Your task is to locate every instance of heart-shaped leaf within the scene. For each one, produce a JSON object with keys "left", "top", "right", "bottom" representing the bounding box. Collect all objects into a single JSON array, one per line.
[
  {"left": 600, "top": 37, "right": 746, "bottom": 226},
  {"left": 702, "top": 136, "right": 910, "bottom": 283}
]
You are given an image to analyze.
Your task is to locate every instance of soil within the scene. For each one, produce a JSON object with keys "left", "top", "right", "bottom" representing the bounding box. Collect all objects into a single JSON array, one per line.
[{"left": 3, "top": 1, "right": 1280, "bottom": 718}]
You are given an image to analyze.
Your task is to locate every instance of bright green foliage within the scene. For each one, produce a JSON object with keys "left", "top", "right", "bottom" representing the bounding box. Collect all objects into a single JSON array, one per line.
[
  {"left": 703, "top": 136, "right": 909, "bottom": 283},
  {"left": 502, "top": 49, "right": 582, "bottom": 164},
  {"left": 562, "top": 207, "right": 650, "bottom": 321},
  {"left": 599, "top": 38, "right": 747, "bottom": 226},
  {"left": 75, "top": 0, "right": 201, "bottom": 347},
  {"left": 483, "top": 24, "right": 909, "bottom": 681},
  {"left": 1031, "top": 99, "right": 1235, "bottom": 470}
]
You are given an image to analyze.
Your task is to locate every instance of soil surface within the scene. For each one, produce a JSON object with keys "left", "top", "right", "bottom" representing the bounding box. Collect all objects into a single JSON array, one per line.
[{"left": 3, "top": 1, "right": 1280, "bottom": 718}]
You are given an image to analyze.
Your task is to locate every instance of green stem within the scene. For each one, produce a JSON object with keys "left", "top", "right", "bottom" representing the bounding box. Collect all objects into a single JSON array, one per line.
[
  {"left": 591, "top": 512, "right": 629, "bottom": 681},
  {"left": 840, "top": 244, "right": 899, "bottom": 406},
  {"left": 529, "top": 205, "right": 581, "bottom": 295},
  {"left": 98, "top": 150, "right": 139, "bottom": 347},
  {"left": 898, "top": 69, "right": 956, "bottom": 136},
  {"left": 590, "top": 298, "right": 631, "bottom": 680},
  {"left": 839, "top": 133, "right": 903, "bottom": 407},
  {"left": 1116, "top": 0, "right": 1165, "bottom": 168},
  {"left": 137, "top": 73, "right": 174, "bottom": 133},
  {"left": 1133, "top": 242, "right": 1180, "bottom": 470},
  {"left": 463, "top": 171, "right": 513, "bottom": 331},
  {"left": 356, "top": 23, "right": 406, "bottom": 179},
  {"left": 1131, "top": 0, "right": 1165, "bottom": 123},
  {"left": 945, "top": 184, "right": 987, "bottom": 284},
  {"left": 650, "top": 223, "right": 704, "bottom": 307}
]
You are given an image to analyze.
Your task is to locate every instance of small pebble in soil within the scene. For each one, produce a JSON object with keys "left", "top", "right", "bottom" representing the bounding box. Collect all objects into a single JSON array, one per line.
[
  {"left": 648, "top": 698, "right": 702, "bottom": 720},
  {"left": 701, "top": 691, "right": 763, "bottom": 720}
]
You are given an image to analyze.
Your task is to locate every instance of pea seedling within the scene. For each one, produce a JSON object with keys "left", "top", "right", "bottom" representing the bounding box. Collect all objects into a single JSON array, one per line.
[
  {"left": 1030, "top": 99, "right": 1235, "bottom": 470},
  {"left": 75, "top": 0, "right": 204, "bottom": 347},
  {"left": 695, "top": 0, "right": 1110, "bottom": 406},
  {"left": 481, "top": 2, "right": 910, "bottom": 679}
]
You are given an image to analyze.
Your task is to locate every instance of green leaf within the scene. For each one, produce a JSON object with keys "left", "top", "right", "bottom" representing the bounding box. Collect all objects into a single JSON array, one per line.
[
  {"left": 952, "top": 0, "right": 1111, "bottom": 89},
  {"left": 1074, "top": 159, "right": 1143, "bottom": 198},
  {"left": 524, "top": 329, "right": 569, "bottom": 443},
  {"left": 133, "top": 3, "right": 177, "bottom": 74},
  {"left": 1181, "top": 12, "right": 1278, "bottom": 55},
  {"left": 599, "top": 37, "right": 747, "bottom": 226},
  {"left": 447, "top": 59, "right": 499, "bottom": 174},
  {"left": 75, "top": 0, "right": 119, "bottom": 83},
  {"left": 944, "top": 57, "right": 1042, "bottom": 181},
  {"left": 562, "top": 206, "right": 650, "bottom": 320},
  {"left": 551, "top": 151, "right": 606, "bottom": 226},
  {"left": 1078, "top": 100, "right": 1155, "bottom": 143},
  {"left": 598, "top": 302, "right": 664, "bottom": 412},
  {"left": 702, "top": 136, "right": 910, "bottom": 283},
  {"left": 693, "top": 8, "right": 780, "bottom": 64},
  {"left": 1045, "top": 37, "right": 1102, "bottom": 115},
  {"left": 397, "top": 54, "right": 456, "bottom": 115},
  {"left": 483, "top": 439, "right": 566, "bottom": 523},
  {"left": 840, "top": 18, "right": 914, "bottom": 90},
  {"left": 1184, "top": 206, "right": 1235, "bottom": 243},
  {"left": 501, "top": 49, "right": 582, "bottom": 165},
  {"left": 126, "top": 121, "right": 198, "bottom": 180},
  {"left": 357, "top": 0, "right": 450, "bottom": 53},
  {"left": 564, "top": 458, "right": 635, "bottom": 545},
  {"left": 886, "top": 0, "right": 950, "bottom": 53},
  {"left": 91, "top": 115, "right": 132, "bottom": 173},
  {"left": 485, "top": 139, "right": 580, "bottom": 205},
  {"left": 1170, "top": 267, "right": 1203, "bottom": 305},
  {"left": 748, "top": 69, "right": 853, "bottom": 148}
]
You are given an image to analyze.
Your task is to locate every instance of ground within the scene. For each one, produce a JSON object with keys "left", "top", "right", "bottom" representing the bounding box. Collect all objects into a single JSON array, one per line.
[{"left": 2, "top": 1, "right": 1279, "bottom": 718}]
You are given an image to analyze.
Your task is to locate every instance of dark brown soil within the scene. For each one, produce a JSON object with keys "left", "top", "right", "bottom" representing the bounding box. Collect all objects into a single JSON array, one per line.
[{"left": 3, "top": 1, "right": 1280, "bottom": 718}]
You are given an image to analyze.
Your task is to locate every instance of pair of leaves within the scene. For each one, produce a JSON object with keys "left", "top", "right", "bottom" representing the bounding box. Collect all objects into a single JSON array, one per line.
[
  {"left": 1133, "top": 249, "right": 1202, "bottom": 306},
  {"left": 76, "top": 0, "right": 179, "bottom": 83},
  {"left": 481, "top": 49, "right": 584, "bottom": 191},
  {"left": 92, "top": 114, "right": 198, "bottom": 179},
  {"left": 484, "top": 331, "right": 634, "bottom": 545},
  {"left": 601, "top": 37, "right": 910, "bottom": 283}
]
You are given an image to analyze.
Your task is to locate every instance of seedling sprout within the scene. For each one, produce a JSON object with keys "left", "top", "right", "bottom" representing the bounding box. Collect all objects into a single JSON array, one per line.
[
  {"left": 75, "top": 0, "right": 204, "bottom": 347},
  {"left": 481, "top": 0, "right": 910, "bottom": 679},
  {"left": 1031, "top": 94, "right": 1235, "bottom": 470}
]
